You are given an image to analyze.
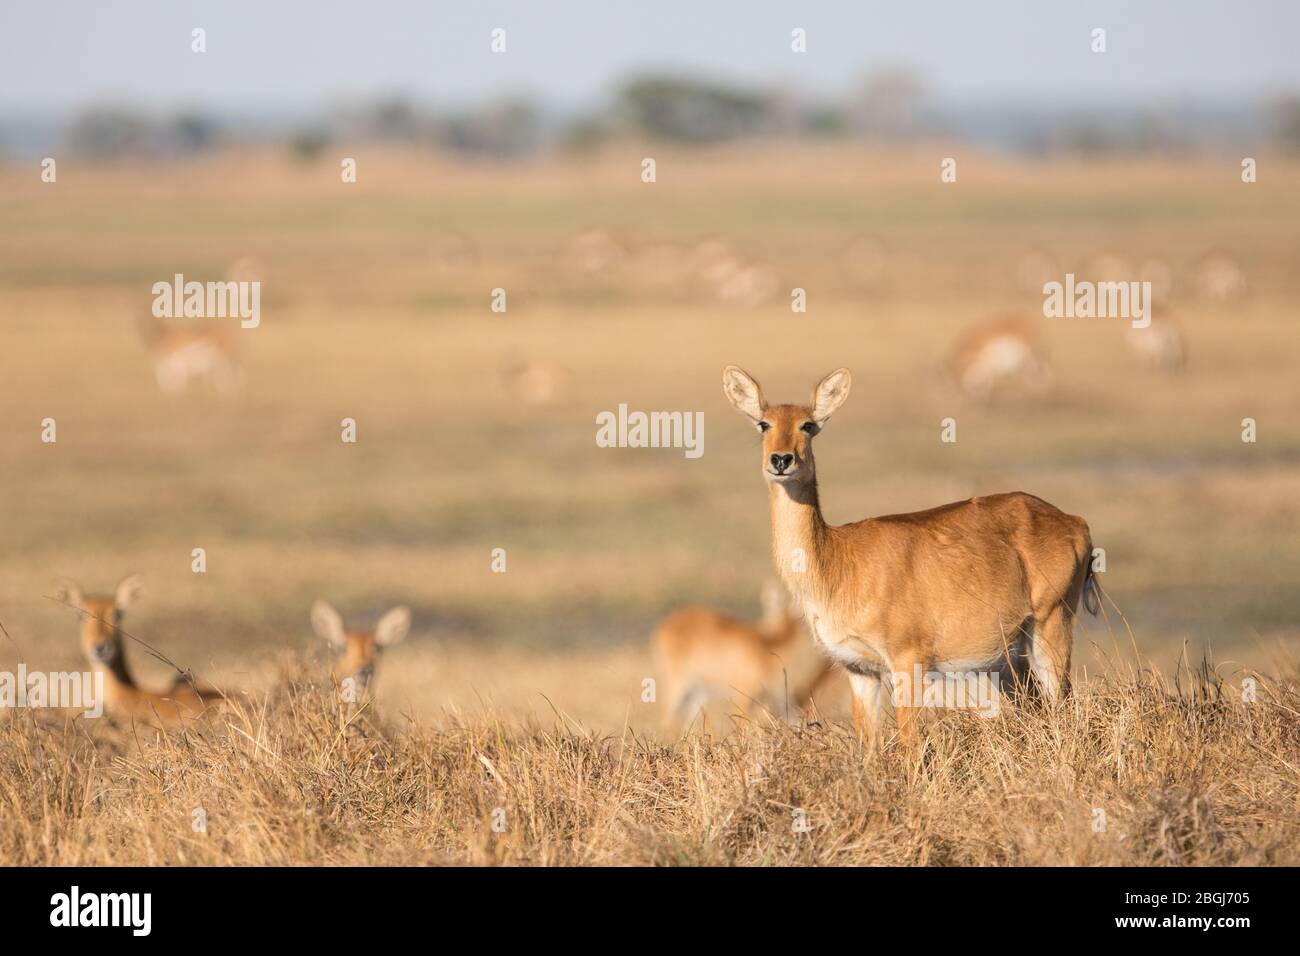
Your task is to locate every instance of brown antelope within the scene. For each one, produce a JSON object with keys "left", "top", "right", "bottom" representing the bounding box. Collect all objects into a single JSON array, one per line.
[
  {"left": 1125, "top": 313, "right": 1186, "bottom": 373},
  {"left": 722, "top": 366, "right": 1097, "bottom": 747},
  {"left": 562, "top": 228, "right": 630, "bottom": 275},
  {"left": 430, "top": 232, "right": 481, "bottom": 271},
  {"left": 714, "top": 261, "right": 779, "bottom": 307},
  {"left": 55, "top": 575, "right": 223, "bottom": 726},
  {"left": 1085, "top": 252, "right": 1134, "bottom": 284},
  {"left": 945, "top": 315, "right": 1052, "bottom": 399},
  {"left": 498, "top": 357, "right": 569, "bottom": 406},
  {"left": 139, "top": 257, "right": 252, "bottom": 396},
  {"left": 653, "top": 579, "right": 833, "bottom": 728},
  {"left": 310, "top": 601, "right": 410, "bottom": 700},
  {"left": 138, "top": 315, "right": 241, "bottom": 396},
  {"left": 1137, "top": 257, "right": 1174, "bottom": 305},
  {"left": 1196, "top": 250, "right": 1247, "bottom": 301}
]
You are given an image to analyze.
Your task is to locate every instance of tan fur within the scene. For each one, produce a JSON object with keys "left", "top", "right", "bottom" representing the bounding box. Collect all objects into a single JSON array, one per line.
[
  {"left": 310, "top": 601, "right": 410, "bottom": 699},
  {"left": 138, "top": 316, "right": 241, "bottom": 395},
  {"left": 137, "top": 257, "right": 249, "bottom": 396},
  {"left": 55, "top": 575, "right": 223, "bottom": 726},
  {"left": 946, "top": 315, "right": 1051, "bottom": 399},
  {"left": 722, "top": 366, "right": 1094, "bottom": 748},
  {"left": 653, "top": 580, "right": 832, "bottom": 729}
]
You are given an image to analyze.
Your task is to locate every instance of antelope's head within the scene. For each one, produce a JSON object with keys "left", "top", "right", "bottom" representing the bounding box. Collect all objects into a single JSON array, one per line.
[
  {"left": 722, "top": 366, "right": 852, "bottom": 489},
  {"left": 55, "top": 574, "right": 143, "bottom": 668},
  {"left": 310, "top": 601, "right": 410, "bottom": 697}
]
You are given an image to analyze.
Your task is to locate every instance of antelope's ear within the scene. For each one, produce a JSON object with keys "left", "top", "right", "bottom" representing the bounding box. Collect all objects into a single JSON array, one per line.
[
  {"left": 722, "top": 365, "right": 767, "bottom": 422},
  {"left": 53, "top": 579, "right": 84, "bottom": 608},
  {"left": 311, "top": 600, "right": 347, "bottom": 648},
  {"left": 114, "top": 574, "right": 144, "bottom": 611},
  {"left": 811, "top": 368, "right": 852, "bottom": 424},
  {"left": 374, "top": 606, "right": 411, "bottom": 647}
]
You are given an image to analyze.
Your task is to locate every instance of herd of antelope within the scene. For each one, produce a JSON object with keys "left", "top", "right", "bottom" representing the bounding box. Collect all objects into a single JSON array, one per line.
[
  {"left": 59, "top": 370, "right": 1098, "bottom": 750},
  {"left": 84, "top": 234, "right": 1234, "bottom": 747},
  {"left": 655, "top": 365, "right": 1097, "bottom": 746},
  {"left": 155, "top": 240, "right": 1230, "bottom": 405},
  {"left": 51, "top": 575, "right": 408, "bottom": 729}
]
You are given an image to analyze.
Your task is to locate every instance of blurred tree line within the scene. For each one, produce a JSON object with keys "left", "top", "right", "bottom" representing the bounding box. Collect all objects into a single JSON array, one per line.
[{"left": 57, "top": 68, "right": 1300, "bottom": 159}]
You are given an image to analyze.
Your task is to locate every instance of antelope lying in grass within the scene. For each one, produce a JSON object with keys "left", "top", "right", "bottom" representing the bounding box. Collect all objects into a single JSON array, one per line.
[
  {"left": 722, "top": 366, "right": 1097, "bottom": 747},
  {"left": 945, "top": 315, "right": 1052, "bottom": 399},
  {"left": 310, "top": 601, "right": 410, "bottom": 701},
  {"left": 653, "top": 579, "right": 832, "bottom": 729},
  {"left": 55, "top": 575, "right": 223, "bottom": 726}
]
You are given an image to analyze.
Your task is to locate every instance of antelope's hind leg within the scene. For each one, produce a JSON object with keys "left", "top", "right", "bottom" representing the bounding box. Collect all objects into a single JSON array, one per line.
[
  {"left": 1028, "top": 605, "right": 1074, "bottom": 702},
  {"left": 848, "top": 672, "right": 886, "bottom": 752}
]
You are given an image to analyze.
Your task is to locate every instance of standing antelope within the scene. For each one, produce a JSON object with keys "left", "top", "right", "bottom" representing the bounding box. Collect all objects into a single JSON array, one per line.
[
  {"left": 138, "top": 315, "right": 241, "bottom": 396},
  {"left": 653, "top": 579, "right": 833, "bottom": 729},
  {"left": 722, "top": 366, "right": 1097, "bottom": 746},
  {"left": 55, "top": 575, "right": 223, "bottom": 726},
  {"left": 310, "top": 601, "right": 410, "bottom": 701}
]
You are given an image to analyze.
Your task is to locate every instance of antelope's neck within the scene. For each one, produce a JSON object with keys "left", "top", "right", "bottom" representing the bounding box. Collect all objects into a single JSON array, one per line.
[{"left": 768, "top": 477, "right": 833, "bottom": 601}]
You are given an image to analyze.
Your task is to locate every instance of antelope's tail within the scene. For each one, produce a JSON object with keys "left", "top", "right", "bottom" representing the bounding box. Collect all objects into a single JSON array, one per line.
[{"left": 1082, "top": 553, "right": 1101, "bottom": 616}]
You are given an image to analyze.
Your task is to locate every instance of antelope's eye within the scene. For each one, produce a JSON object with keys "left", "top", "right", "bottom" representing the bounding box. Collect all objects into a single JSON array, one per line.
[
  {"left": 757, "top": 421, "right": 771, "bottom": 432},
  {"left": 800, "top": 422, "right": 819, "bottom": 434}
]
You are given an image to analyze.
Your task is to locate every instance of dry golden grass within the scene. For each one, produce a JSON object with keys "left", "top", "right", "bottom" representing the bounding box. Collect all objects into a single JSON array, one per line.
[
  {"left": 2, "top": 654, "right": 1295, "bottom": 866},
  {"left": 1, "top": 143, "right": 1298, "bottom": 865}
]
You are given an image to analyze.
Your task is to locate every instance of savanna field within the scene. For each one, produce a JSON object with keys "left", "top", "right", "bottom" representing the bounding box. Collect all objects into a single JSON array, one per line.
[{"left": 1, "top": 143, "right": 1297, "bottom": 864}]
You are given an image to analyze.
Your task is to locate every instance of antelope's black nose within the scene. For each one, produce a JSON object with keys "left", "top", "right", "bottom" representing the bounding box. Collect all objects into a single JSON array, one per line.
[{"left": 770, "top": 453, "right": 794, "bottom": 473}]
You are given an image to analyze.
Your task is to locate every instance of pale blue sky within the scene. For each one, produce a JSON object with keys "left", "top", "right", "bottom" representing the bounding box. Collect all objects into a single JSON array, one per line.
[{"left": 2, "top": 0, "right": 1297, "bottom": 114}]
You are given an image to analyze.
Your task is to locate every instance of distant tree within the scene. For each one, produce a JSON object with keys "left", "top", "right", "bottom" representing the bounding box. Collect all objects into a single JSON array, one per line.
[
  {"left": 850, "top": 68, "right": 927, "bottom": 139},
  {"left": 65, "top": 105, "right": 153, "bottom": 156},
  {"left": 168, "top": 111, "right": 220, "bottom": 152},
  {"left": 362, "top": 96, "right": 425, "bottom": 142},
  {"left": 1270, "top": 95, "right": 1300, "bottom": 152},
  {"left": 435, "top": 98, "right": 542, "bottom": 158},
  {"left": 616, "top": 75, "right": 773, "bottom": 142},
  {"left": 560, "top": 114, "right": 616, "bottom": 152},
  {"left": 287, "top": 127, "right": 331, "bottom": 162}
]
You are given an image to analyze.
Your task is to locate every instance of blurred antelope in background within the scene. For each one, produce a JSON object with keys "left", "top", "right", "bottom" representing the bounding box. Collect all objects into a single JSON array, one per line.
[
  {"left": 945, "top": 315, "right": 1052, "bottom": 399},
  {"left": 1125, "top": 313, "right": 1186, "bottom": 372},
  {"left": 1196, "top": 249, "right": 1247, "bottom": 301},
  {"left": 310, "top": 601, "right": 410, "bottom": 701},
  {"left": 55, "top": 575, "right": 223, "bottom": 726},
  {"left": 138, "top": 315, "right": 241, "bottom": 396},
  {"left": 139, "top": 256, "right": 254, "bottom": 396},
  {"left": 561, "top": 227, "right": 631, "bottom": 275},
  {"left": 1138, "top": 256, "right": 1174, "bottom": 305},
  {"left": 722, "top": 366, "right": 1096, "bottom": 748},
  {"left": 1084, "top": 252, "right": 1133, "bottom": 284},
  {"left": 430, "top": 232, "right": 481, "bottom": 271},
  {"left": 687, "top": 237, "right": 779, "bottom": 306},
  {"left": 498, "top": 357, "right": 570, "bottom": 406},
  {"left": 653, "top": 580, "right": 832, "bottom": 728},
  {"left": 1015, "top": 246, "right": 1059, "bottom": 296}
]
